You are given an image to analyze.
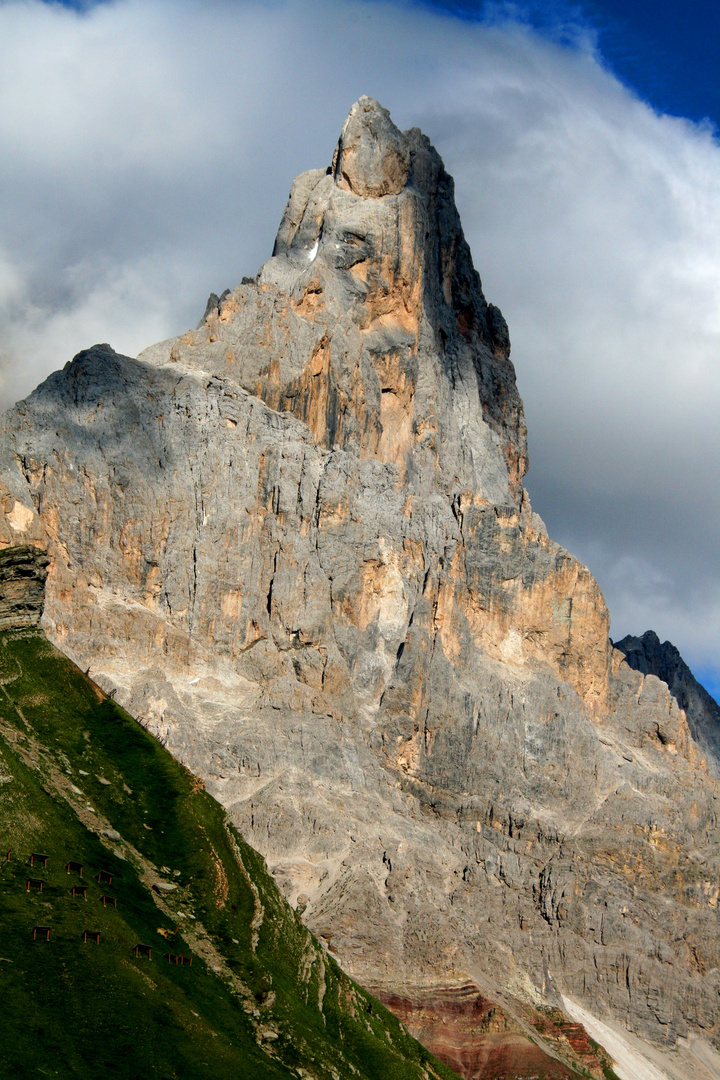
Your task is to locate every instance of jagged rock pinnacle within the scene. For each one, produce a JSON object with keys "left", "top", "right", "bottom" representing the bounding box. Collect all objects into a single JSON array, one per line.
[
  {"left": 615, "top": 629, "right": 720, "bottom": 774},
  {"left": 332, "top": 96, "right": 411, "bottom": 197},
  {"left": 259, "top": 98, "right": 528, "bottom": 496}
]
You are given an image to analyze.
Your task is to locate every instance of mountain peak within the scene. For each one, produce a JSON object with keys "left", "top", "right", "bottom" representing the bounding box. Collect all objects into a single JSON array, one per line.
[
  {"left": 615, "top": 629, "right": 720, "bottom": 774},
  {"left": 231, "top": 100, "right": 528, "bottom": 496},
  {"left": 332, "top": 97, "right": 411, "bottom": 198}
]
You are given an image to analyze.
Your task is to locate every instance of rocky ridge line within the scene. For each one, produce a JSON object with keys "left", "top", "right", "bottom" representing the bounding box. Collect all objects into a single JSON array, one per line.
[{"left": 615, "top": 630, "right": 720, "bottom": 778}]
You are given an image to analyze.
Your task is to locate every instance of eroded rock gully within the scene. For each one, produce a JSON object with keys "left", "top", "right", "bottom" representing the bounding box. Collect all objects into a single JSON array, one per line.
[{"left": 1, "top": 98, "right": 718, "bottom": 1076}]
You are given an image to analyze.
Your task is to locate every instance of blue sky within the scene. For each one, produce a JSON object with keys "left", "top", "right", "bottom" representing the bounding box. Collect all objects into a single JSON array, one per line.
[
  {"left": 419, "top": 0, "right": 720, "bottom": 126},
  {"left": 4, "top": 0, "right": 720, "bottom": 702}
]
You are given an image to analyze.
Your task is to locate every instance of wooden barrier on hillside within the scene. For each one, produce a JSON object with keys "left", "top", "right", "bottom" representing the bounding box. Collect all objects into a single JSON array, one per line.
[{"left": 165, "top": 953, "right": 192, "bottom": 966}]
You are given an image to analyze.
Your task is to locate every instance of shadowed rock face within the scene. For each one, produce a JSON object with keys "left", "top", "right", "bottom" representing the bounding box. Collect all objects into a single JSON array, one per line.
[
  {"left": 615, "top": 630, "right": 720, "bottom": 777},
  {"left": 0, "top": 99, "right": 718, "bottom": 1072},
  {"left": 0, "top": 544, "right": 49, "bottom": 630}
]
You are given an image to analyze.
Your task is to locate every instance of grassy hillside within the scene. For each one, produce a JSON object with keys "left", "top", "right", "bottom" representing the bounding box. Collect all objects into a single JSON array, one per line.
[{"left": 0, "top": 626, "right": 460, "bottom": 1080}]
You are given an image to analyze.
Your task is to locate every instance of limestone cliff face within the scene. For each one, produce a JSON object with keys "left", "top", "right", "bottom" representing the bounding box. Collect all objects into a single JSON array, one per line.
[{"left": 0, "top": 98, "right": 718, "bottom": 1070}]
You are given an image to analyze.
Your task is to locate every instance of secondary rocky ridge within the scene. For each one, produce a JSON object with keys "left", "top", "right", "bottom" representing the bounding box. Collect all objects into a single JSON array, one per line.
[
  {"left": 615, "top": 630, "right": 720, "bottom": 778},
  {"left": 0, "top": 98, "right": 718, "bottom": 1077}
]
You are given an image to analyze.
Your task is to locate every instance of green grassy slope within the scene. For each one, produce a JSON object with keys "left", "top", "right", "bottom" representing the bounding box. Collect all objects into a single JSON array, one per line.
[{"left": 0, "top": 627, "right": 460, "bottom": 1080}]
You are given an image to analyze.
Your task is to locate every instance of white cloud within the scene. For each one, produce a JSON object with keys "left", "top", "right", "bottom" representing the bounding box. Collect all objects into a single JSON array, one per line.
[{"left": 0, "top": 0, "right": 718, "bottom": 684}]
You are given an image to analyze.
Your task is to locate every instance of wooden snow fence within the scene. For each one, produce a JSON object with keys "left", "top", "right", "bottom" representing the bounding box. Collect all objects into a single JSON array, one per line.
[{"left": 164, "top": 953, "right": 192, "bottom": 966}]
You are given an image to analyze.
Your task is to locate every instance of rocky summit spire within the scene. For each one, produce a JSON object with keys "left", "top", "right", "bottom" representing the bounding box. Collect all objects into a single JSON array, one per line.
[
  {"left": 124, "top": 97, "right": 608, "bottom": 710},
  {"left": 205, "top": 98, "right": 527, "bottom": 502},
  {"left": 332, "top": 96, "right": 410, "bottom": 197}
]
